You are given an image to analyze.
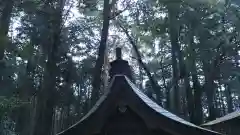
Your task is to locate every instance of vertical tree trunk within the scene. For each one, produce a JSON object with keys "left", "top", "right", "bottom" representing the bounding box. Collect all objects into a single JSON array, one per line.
[
  {"left": 0, "top": 0, "right": 13, "bottom": 59},
  {"left": 34, "top": 35, "right": 58, "bottom": 135},
  {"left": 34, "top": 1, "right": 65, "bottom": 135},
  {"left": 63, "top": 60, "right": 74, "bottom": 128},
  {"left": 170, "top": 9, "right": 195, "bottom": 121},
  {"left": 225, "top": 84, "right": 233, "bottom": 113},
  {"left": 183, "top": 71, "right": 194, "bottom": 121},
  {"left": 15, "top": 57, "right": 35, "bottom": 135},
  {"left": 219, "top": 86, "right": 226, "bottom": 116},
  {"left": 202, "top": 61, "right": 217, "bottom": 121},
  {"left": 191, "top": 59, "right": 203, "bottom": 124},
  {"left": 91, "top": 0, "right": 111, "bottom": 107},
  {"left": 192, "top": 74, "right": 203, "bottom": 124},
  {"left": 188, "top": 49, "right": 203, "bottom": 124},
  {"left": 29, "top": 97, "right": 37, "bottom": 135},
  {"left": 187, "top": 24, "right": 203, "bottom": 124},
  {"left": 167, "top": 3, "right": 180, "bottom": 113},
  {"left": 214, "top": 89, "right": 221, "bottom": 117},
  {"left": 202, "top": 50, "right": 224, "bottom": 120},
  {"left": 199, "top": 34, "right": 224, "bottom": 121},
  {"left": 160, "top": 63, "right": 171, "bottom": 109},
  {"left": 0, "top": 0, "right": 14, "bottom": 84},
  {"left": 103, "top": 44, "right": 109, "bottom": 93},
  {"left": 190, "top": 54, "right": 203, "bottom": 124}
]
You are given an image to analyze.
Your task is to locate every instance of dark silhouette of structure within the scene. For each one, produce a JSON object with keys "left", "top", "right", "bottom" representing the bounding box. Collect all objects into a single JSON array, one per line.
[
  {"left": 202, "top": 111, "right": 240, "bottom": 135},
  {"left": 109, "top": 48, "right": 133, "bottom": 81},
  {"left": 57, "top": 48, "right": 221, "bottom": 135}
]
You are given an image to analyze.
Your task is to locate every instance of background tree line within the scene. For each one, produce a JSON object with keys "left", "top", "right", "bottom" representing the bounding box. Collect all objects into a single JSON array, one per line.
[{"left": 0, "top": 0, "right": 239, "bottom": 134}]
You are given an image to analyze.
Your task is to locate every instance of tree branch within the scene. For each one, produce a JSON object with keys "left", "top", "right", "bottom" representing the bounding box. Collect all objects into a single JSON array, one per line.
[
  {"left": 109, "top": 0, "right": 130, "bottom": 20},
  {"left": 117, "top": 21, "right": 163, "bottom": 105}
]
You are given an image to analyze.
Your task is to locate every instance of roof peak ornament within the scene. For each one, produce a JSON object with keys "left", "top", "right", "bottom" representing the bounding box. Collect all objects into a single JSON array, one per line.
[
  {"left": 116, "top": 47, "right": 122, "bottom": 60},
  {"left": 109, "top": 48, "right": 134, "bottom": 81}
]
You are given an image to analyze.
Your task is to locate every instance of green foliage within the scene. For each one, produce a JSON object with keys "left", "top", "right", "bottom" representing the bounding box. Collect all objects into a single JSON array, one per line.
[
  {"left": 0, "top": 97, "right": 23, "bottom": 134},
  {"left": 0, "top": 96, "right": 24, "bottom": 119}
]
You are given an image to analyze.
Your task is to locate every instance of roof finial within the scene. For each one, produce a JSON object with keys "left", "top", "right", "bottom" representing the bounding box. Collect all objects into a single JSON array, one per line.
[
  {"left": 116, "top": 47, "right": 122, "bottom": 60},
  {"left": 109, "top": 47, "right": 134, "bottom": 81}
]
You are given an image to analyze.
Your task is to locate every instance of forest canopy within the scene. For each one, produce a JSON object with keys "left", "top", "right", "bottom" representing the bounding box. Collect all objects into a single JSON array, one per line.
[{"left": 0, "top": 0, "right": 239, "bottom": 134}]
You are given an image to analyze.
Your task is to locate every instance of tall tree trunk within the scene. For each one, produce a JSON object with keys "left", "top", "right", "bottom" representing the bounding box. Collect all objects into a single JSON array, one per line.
[
  {"left": 189, "top": 50, "right": 203, "bottom": 124},
  {"left": 91, "top": 0, "right": 111, "bottom": 107},
  {"left": 0, "top": 0, "right": 14, "bottom": 84},
  {"left": 169, "top": 5, "right": 195, "bottom": 120},
  {"left": 33, "top": 31, "right": 58, "bottom": 135},
  {"left": 34, "top": 1, "right": 64, "bottom": 135},
  {"left": 198, "top": 32, "right": 225, "bottom": 120},
  {"left": 103, "top": 44, "right": 109, "bottom": 93},
  {"left": 225, "top": 84, "right": 233, "bottom": 113},
  {"left": 0, "top": 0, "right": 13, "bottom": 59},
  {"left": 160, "top": 63, "right": 171, "bottom": 109},
  {"left": 167, "top": 3, "right": 181, "bottom": 113},
  {"left": 29, "top": 97, "right": 37, "bottom": 135},
  {"left": 183, "top": 70, "right": 194, "bottom": 121},
  {"left": 192, "top": 74, "right": 203, "bottom": 124},
  {"left": 202, "top": 60, "right": 217, "bottom": 121},
  {"left": 190, "top": 54, "right": 203, "bottom": 124},
  {"left": 202, "top": 50, "right": 224, "bottom": 121},
  {"left": 219, "top": 85, "right": 226, "bottom": 116},
  {"left": 214, "top": 89, "right": 221, "bottom": 117},
  {"left": 64, "top": 59, "right": 74, "bottom": 128},
  {"left": 178, "top": 52, "right": 194, "bottom": 121},
  {"left": 207, "top": 47, "right": 225, "bottom": 120},
  {"left": 187, "top": 24, "right": 203, "bottom": 124},
  {"left": 30, "top": 74, "right": 43, "bottom": 135},
  {"left": 15, "top": 57, "right": 35, "bottom": 135}
]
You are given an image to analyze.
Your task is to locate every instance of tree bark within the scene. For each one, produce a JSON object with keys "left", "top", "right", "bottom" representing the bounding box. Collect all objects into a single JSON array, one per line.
[
  {"left": 202, "top": 58, "right": 217, "bottom": 120},
  {"left": 198, "top": 28, "right": 225, "bottom": 120},
  {"left": 225, "top": 84, "right": 233, "bottom": 113},
  {"left": 183, "top": 70, "right": 194, "bottom": 121},
  {"left": 91, "top": 0, "right": 111, "bottom": 107},
  {"left": 34, "top": 1, "right": 65, "bottom": 135},
  {"left": 15, "top": 56, "right": 35, "bottom": 135},
  {"left": 190, "top": 56, "right": 203, "bottom": 124},
  {"left": 0, "top": 0, "right": 14, "bottom": 85},
  {"left": 167, "top": 3, "right": 181, "bottom": 113},
  {"left": 202, "top": 50, "right": 224, "bottom": 121},
  {"left": 187, "top": 24, "right": 203, "bottom": 124},
  {"left": 219, "top": 85, "right": 226, "bottom": 116},
  {"left": 189, "top": 51, "right": 203, "bottom": 124},
  {"left": 178, "top": 49, "right": 194, "bottom": 121},
  {"left": 0, "top": 0, "right": 13, "bottom": 59},
  {"left": 63, "top": 59, "right": 74, "bottom": 128}
]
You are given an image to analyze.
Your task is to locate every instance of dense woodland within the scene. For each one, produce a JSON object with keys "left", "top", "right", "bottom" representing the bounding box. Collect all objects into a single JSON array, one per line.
[{"left": 0, "top": 0, "right": 240, "bottom": 134}]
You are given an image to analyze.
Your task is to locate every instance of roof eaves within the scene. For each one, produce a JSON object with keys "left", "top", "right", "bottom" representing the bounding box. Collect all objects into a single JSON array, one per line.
[
  {"left": 57, "top": 75, "right": 118, "bottom": 135},
  {"left": 202, "top": 110, "right": 240, "bottom": 126},
  {"left": 124, "top": 76, "right": 221, "bottom": 135}
]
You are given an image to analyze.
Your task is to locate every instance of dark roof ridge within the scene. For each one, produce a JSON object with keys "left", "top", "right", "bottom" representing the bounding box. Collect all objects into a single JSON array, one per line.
[
  {"left": 202, "top": 110, "right": 240, "bottom": 126},
  {"left": 124, "top": 76, "right": 221, "bottom": 134},
  {"left": 57, "top": 75, "right": 222, "bottom": 135},
  {"left": 57, "top": 75, "right": 118, "bottom": 135}
]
